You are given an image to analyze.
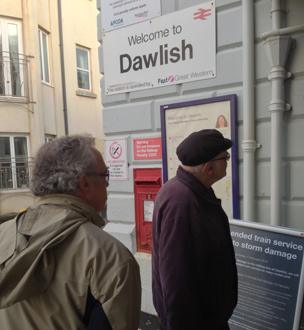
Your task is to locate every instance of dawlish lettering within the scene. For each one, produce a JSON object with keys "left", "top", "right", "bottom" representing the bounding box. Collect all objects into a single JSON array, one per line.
[{"left": 120, "top": 39, "right": 193, "bottom": 73}]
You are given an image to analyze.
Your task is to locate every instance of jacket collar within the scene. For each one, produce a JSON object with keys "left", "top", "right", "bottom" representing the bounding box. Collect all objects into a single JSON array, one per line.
[
  {"left": 35, "top": 194, "right": 104, "bottom": 226},
  {"left": 18, "top": 194, "right": 105, "bottom": 236},
  {"left": 176, "top": 166, "right": 221, "bottom": 205}
]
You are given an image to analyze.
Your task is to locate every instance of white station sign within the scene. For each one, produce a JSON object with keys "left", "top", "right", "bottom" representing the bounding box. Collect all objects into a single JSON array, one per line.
[{"left": 103, "top": 1, "right": 216, "bottom": 94}]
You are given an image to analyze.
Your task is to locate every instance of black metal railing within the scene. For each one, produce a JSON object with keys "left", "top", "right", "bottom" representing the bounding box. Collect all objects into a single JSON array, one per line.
[
  {"left": 0, "top": 158, "right": 34, "bottom": 190},
  {"left": 0, "top": 51, "right": 28, "bottom": 98}
]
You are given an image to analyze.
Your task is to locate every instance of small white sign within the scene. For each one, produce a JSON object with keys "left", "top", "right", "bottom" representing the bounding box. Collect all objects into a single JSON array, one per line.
[
  {"left": 103, "top": 1, "right": 216, "bottom": 95},
  {"left": 105, "top": 139, "right": 128, "bottom": 180},
  {"left": 101, "top": 0, "right": 161, "bottom": 32},
  {"left": 144, "top": 200, "right": 154, "bottom": 222}
]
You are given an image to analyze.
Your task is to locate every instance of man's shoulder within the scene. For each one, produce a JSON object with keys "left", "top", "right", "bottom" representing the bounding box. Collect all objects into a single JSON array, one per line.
[
  {"left": 162, "top": 175, "right": 185, "bottom": 188},
  {"left": 78, "top": 221, "right": 122, "bottom": 246},
  {"left": 155, "top": 177, "right": 197, "bottom": 214},
  {"left": 76, "top": 222, "right": 135, "bottom": 263},
  {"left": 159, "top": 176, "right": 193, "bottom": 199}
]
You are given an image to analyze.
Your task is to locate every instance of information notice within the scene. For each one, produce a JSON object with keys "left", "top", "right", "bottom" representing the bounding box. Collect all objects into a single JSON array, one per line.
[
  {"left": 104, "top": 138, "right": 128, "bottom": 180},
  {"left": 161, "top": 95, "right": 239, "bottom": 218},
  {"left": 229, "top": 220, "right": 304, "bottom": 330}
]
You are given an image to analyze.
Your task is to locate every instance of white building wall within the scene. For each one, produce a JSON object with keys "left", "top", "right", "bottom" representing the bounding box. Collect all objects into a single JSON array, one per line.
[{"left": 0, "top": 0, "right": 103, "bottom": 213}]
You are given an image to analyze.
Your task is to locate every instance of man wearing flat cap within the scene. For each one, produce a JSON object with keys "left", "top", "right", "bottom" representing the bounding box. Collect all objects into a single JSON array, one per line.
[{"left": 152, "top": 129, "right": 238, "bottom": 330}]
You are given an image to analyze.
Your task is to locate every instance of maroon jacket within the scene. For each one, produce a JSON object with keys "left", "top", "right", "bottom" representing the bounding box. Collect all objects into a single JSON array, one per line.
[{"left": 152, "top": 167, "right": 237, "bottom": 330}]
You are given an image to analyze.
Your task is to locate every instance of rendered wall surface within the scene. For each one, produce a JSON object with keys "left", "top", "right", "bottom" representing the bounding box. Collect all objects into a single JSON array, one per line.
[
  {"left": 60, "top": 0, "right": 103, "bottom": 143},
  {"left": 0, "top": 0, "right": 103, "bottom": 213},
  {"left": 97, "top": 0, "right": 304, "bottom": 315}
]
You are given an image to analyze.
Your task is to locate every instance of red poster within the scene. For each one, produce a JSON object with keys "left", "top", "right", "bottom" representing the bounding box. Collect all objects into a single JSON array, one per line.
[{"left": 133, "top": 137, "right": 162, "bottom": 160}]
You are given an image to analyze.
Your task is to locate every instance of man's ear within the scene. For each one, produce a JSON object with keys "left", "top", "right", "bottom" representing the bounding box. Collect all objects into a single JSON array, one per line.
[
  {"left": 202, "top": 162, "right": 214, "bottom": 177},
  {"left": 78, "top": 175, "right": 90, "bottom": 193}
]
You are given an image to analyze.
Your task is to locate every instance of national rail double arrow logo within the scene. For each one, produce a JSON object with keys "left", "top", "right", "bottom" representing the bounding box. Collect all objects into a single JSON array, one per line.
[{"left": 193, "top": 8, "right": 212, "bottom": 20}]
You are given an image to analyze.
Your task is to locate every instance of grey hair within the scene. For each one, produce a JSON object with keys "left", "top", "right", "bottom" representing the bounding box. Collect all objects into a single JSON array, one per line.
[
  {"left": 31, "top": 135, "right": 98, "bottom": 196},
  {"left": 181, "top": 163, "right": 204, "bottom": 175}
]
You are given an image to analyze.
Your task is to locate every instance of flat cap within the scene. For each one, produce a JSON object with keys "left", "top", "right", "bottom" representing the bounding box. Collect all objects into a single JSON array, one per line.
[{"left": 176, "top": 129, "right": 232, "bottom": 166}]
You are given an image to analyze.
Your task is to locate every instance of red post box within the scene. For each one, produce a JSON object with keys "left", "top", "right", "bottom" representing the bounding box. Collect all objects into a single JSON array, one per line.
[{"left": 134, "top": 168, "right": 162, "bottom": 253}]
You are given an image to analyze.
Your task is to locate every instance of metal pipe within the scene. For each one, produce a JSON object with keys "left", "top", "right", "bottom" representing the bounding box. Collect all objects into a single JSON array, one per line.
[
  {"left": 270, "top": 0, "right": 282, "bottom": 226},
  {"left": 57, "top": 0, "right": 69, "bottom": 135},
  {"left": 267, "top": 0, "right": 291, "bottom": 226},
  {"left": 242, "top": 0, "right": 257, "bottom": 221},
  {"left": 262, "top": 24, "right": 304, "bottom": 39},
  {"left": 270, "top": 65, "right": 285, "bottom": 225},
  {"left": 271, "top": 0, "right": 282, "bottom": 30}
]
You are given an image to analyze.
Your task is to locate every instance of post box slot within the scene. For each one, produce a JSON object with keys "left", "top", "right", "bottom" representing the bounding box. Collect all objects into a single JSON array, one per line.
[{"left": 134, "top": 177, "right": 161, "bottom": 184}]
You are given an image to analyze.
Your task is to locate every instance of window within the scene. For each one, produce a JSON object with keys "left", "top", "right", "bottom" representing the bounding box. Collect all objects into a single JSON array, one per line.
[
  {"left": 0, "top": 18, "right": 24, "bottom": 97},
  {"left": 0, "top": 136, "right": 30, "bottom": 190},
  {"left": 38, "top": 29, "right": 50, "bottom": 83},
  {"left": 76, "top": 46, "right": 91, "bottom": 90},
  {"left": 45, "top": 134, "right": 56, "bottom": 143}
]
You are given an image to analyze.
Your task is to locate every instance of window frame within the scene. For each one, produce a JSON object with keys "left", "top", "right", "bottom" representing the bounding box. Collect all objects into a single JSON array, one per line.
[
  {"left": 76, "top": 45, "right": 92, "bottom": 91},
  {"left": 0, "top": 17, "right": 24, "bottom": 97},
  {"left": 38, "top": 28, "right": 51, "bottom": 84},
  {"left": 0, "top": 135, "right": 31, "bottom": 190},
  {"left": 45, "top": 134, "right": 56, "bottom": 143}
]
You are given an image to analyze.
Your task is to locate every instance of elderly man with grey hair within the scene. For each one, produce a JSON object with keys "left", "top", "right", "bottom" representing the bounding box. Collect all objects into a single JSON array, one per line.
[{"left": 0, "top": 135, "right": 141, "bottom": 330}]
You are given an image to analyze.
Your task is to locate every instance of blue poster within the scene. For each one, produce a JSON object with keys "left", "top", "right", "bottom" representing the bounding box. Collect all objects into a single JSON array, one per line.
[{"left": 229, "top": 220, "right": 304, "bottom": 330}]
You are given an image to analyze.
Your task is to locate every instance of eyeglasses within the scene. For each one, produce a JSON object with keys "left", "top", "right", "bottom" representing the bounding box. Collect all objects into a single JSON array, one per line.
[
  {"left": 86, "top": 169, "right": 110, "bottom": 186},
  {"left": 211, "top": 153, "right": 230, "bottom": 162}
]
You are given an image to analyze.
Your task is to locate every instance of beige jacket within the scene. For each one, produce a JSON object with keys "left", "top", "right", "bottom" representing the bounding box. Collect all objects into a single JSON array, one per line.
[{"left": 0, "top": 194, "right": 141, "bottom": 330}]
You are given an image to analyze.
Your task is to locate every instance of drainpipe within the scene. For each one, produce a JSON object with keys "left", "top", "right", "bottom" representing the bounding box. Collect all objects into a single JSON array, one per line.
[
  {"left": 263, "top": 0, "right": 291, "bottom": 226},
  {"left": 57, "top": 0, "right": 69, "bottom": 135},
  {"left": 242, "top": 0, "right": 257, "bottom": 221}
]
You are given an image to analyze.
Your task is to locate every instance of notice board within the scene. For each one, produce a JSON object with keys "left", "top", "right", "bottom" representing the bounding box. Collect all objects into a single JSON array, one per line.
[
  {"left": 160, "top": 94, "right": 239, "bottom": 219},
  {"left": 229, "top": 220, "right": 304, "bottom": 330}
]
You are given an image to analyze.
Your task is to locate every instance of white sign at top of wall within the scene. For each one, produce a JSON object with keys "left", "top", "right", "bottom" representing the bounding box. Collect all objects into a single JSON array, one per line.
[
  {"left": 103, "top": 1, "right": 216, "bottom": 95},
  {"left": 101, "top": 0, "right": 161, "bottom": 32}
]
